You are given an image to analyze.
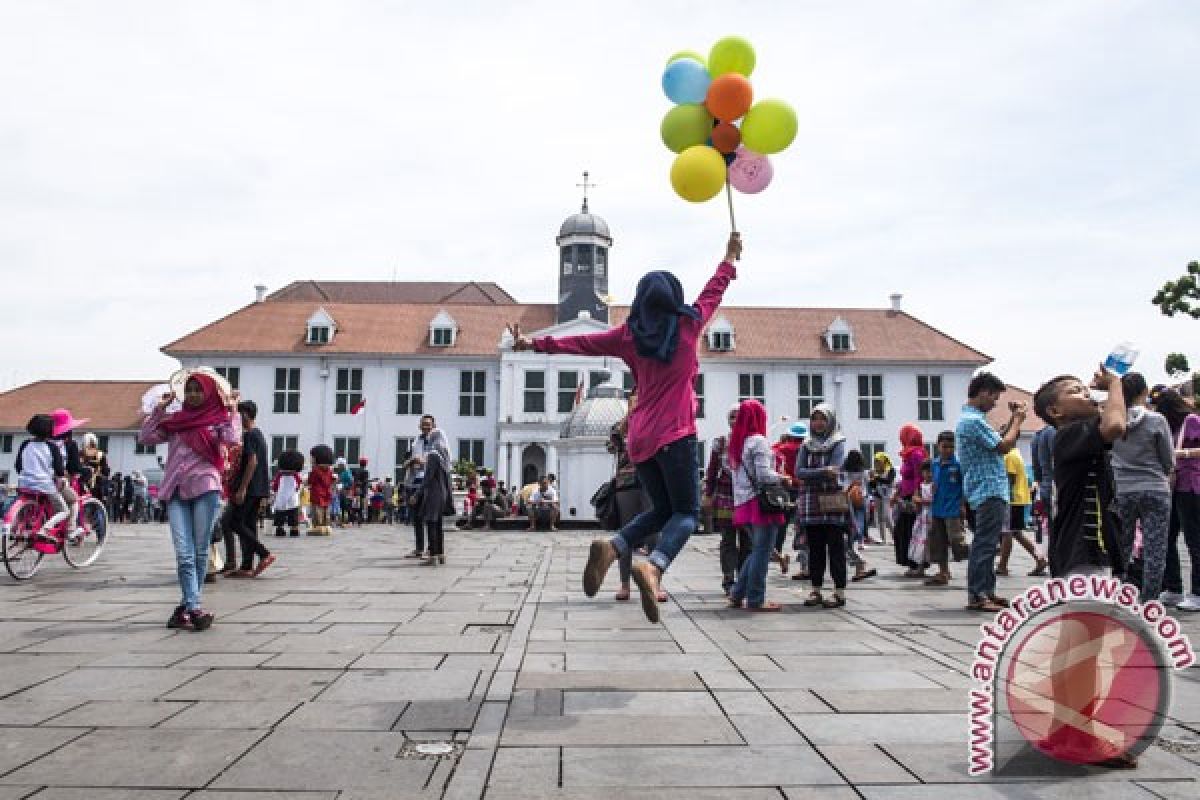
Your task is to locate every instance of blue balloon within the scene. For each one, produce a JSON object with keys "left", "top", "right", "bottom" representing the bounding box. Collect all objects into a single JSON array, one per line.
[
  {"left": 722, "top": 151, "right": 736, "bottom": 166},
  {"left": 662, "top": 58, "right": 711, "bottom": 105}
]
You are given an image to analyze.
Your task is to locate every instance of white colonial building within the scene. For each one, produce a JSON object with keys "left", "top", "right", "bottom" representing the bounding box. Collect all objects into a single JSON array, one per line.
[{"left": 2, "top": 199, "right": 1043, "bottom": 511}]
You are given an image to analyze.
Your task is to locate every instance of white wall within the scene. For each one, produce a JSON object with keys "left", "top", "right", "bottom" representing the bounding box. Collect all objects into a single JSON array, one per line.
[
  {"left": 693, "top": 362, "right": 979, "bottom": 461},
  {"left": 180, "top": 355, "right": 499, "bottom": 481}
]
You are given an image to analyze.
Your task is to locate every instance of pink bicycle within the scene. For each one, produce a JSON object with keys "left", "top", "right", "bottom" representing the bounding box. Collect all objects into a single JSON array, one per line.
[{"left": 1, "top": 486, "right": 108, "bottom": 580}]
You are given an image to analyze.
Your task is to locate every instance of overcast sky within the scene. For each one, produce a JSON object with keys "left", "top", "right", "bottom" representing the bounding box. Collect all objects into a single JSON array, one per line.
[{"left": 3, "top": 1, "right": 1198, "bottom": 394}]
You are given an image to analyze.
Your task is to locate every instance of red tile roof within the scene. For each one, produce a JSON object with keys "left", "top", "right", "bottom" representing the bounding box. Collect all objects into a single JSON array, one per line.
[
  {"left": 163, "top": 301, "right": 990, "bottom": 364},
  {"left": 267, "top": 281, "right": 516, "bottom": 305},
  {"left": 0, "top": 381, "right": 159, "bottom": 432},
  {"left": 163, "top": 303, "right": 558, "bottom": 357},
  {"left": 986, "top": 386, "right": 1046, "bottom": 434}
]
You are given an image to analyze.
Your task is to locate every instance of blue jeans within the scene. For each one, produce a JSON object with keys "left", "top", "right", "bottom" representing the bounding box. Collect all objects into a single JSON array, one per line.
[
  {"left": 967, "top": 496, "right": 1005, "bottom": 602},
  {"left": 731, "top": 523, "right": 774, "bottom": 607},
  {"left": 612, "top": 436, "right": 698, "bottom": 573},
  {"left": 167, "top": 491, "right": 221, "bottom": 611}
]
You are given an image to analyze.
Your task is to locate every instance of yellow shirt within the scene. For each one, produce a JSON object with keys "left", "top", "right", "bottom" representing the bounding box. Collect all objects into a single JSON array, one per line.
[{"left": 1005, "top": 449, "right": 1031, "bottom": 507}]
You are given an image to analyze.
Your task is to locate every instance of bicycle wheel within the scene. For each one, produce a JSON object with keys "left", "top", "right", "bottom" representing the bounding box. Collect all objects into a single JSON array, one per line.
[
  {"left": 63, "top": 497, "right": 107, "bottom": 568},
  {"left": 3, "top": 500, "right": 46, "bottom": 580}
]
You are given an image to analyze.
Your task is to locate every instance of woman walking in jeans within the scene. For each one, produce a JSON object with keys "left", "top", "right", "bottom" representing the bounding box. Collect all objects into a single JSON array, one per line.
[
  {"left": 140, "top": 373, "right": 240, "bottom": 631},
  {"left": 727, "top": 400, "right": 786, "bottom": 611},
  {"left": 512, "top": 232, "right": 741, "bottom": 622}
]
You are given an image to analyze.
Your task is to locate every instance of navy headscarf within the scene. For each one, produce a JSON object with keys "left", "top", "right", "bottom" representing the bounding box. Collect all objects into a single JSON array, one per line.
[{"left": 628, "top": 270, "right": 701, "bottom": 363}]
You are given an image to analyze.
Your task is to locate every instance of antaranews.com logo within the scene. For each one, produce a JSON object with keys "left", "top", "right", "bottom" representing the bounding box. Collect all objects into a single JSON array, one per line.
[{"left": 968, "top": 575, "right": 1194, "bottom": 775}]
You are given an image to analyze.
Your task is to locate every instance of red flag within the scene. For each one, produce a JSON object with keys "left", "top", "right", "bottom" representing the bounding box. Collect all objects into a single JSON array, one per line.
[{"left": 350, "top": 398, "right": 366, "bottom": 415}]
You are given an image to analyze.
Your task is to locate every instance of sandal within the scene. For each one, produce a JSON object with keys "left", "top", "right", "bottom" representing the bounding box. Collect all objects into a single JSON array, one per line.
[
  {"left": 614, "top": 587, "right": 631, "bottom": 602},
  {"left": 822, "top": 591, "right": 845, "bottom": 609},
  {"left": 802, "top": 589, "right": 823, "bottom": 607},
  {"left": 655, "top": 590, "right": 668, "bottom": 603},
  {"left": 746, "top": 602, "right": 783, "bottom": 612},
  {"left": 851, "top": 568, "right": 877, "bottom": 582}
]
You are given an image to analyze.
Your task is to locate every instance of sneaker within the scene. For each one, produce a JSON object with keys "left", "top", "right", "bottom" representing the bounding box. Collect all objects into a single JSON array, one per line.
[
  {"left": 1177, "top": 594, "right": 1200, "bottom": 612},
  {"left": 167, "top": 606, "right": 193, "bottom": 630},
  {"left": 188, "top": 608, "right": 214, "bottom": 631},
  {"left": 1160, "top": 591, "right": 1185, "bottom": 607}
]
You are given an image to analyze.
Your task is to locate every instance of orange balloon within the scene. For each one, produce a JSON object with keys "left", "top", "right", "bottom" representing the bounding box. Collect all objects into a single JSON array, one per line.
[
  {"left": 705, "top": 73, "right": 753, "bottom": 121},
  {"left": 711, "top": 122, "right": 741, "bottom": 154}
]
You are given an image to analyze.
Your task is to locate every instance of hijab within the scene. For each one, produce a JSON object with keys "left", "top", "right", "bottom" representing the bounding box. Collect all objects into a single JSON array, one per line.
[
  {"left": 803, "top": 403, "right": 846, "bottom": 454},
  {"left": 160, "top": 374, "right": 230, "bottom": 470},
  {"left": 728, "top": 399, "right": 767, "bottom": 469},
  {"left": 627, "top": 270, "right": 701, "bottom": 363},
  {"left": 899, "top": 424, "right": 925, "bottom": 458}
]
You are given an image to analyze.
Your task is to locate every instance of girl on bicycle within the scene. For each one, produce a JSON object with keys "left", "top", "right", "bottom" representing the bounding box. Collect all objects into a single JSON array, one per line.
[
  {"left": 15, "top": 414, "right": 67, "bottom": 534},
  {"left": 48, "top": 408, "right": 88, "bottom": 540},
  {"left": 140, "top": 373, "right": 241, "bottom": 632}
]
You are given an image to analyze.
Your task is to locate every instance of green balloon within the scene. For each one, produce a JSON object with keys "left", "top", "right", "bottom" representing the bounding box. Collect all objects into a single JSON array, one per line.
[
  {"left": 708, "top": 36, "right": 756, "bottom": 77},
  {"left": 740, "top": 98, "right": 797, "bottom": 155},
  {"left": 660, "top": 104, "right": 714, "bottom": 154},
  {"left": 666, "top": 49, "right": 706, "bottom": 68}
]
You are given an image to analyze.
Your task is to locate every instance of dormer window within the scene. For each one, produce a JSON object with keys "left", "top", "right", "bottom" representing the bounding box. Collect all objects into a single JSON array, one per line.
[
  {"left": 429, "top": 310, "right": 458, "bottom": 348},
  {"left": 824, "top": 316, "right": 855, "bottom": 353},
  {"left": 305, "top": 307, "right": 337, "bottom": 346},
  {"left": 707, "top": 316, "right": 735, "bottom": 352}
]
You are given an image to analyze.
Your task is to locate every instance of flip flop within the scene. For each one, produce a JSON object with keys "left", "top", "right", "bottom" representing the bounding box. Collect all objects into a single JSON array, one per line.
[{"left": 746, "top": 602, "right": 782, "bottom": 612}]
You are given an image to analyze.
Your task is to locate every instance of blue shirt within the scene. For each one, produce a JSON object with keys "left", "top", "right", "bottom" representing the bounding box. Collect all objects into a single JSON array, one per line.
[
  {"left": 931, "top": 456, "right": 964, "bottom": 519},
  {"left": 955, "top": 405, "right": 1010, "bottom": 510}
]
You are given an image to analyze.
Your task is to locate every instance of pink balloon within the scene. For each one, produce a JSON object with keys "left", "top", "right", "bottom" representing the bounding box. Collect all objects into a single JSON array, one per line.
[{"left": 728, "top": 146, "right": 773, "bottom": 194}]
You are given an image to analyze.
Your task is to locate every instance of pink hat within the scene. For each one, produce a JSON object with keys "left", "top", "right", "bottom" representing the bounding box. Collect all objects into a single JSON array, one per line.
[{"left": 50, "top": 408, "right": 90, "bottom": 437}]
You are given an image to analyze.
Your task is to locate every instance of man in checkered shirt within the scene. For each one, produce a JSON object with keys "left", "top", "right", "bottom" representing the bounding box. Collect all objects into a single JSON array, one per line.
[{"left": 956, "top": 372, "right": 1027, "bottom": 612}]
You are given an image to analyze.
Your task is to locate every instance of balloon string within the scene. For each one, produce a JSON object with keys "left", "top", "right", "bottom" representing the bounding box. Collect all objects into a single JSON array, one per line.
[{"left": 725, "top": 179, "right": 737, "bottom": 233}]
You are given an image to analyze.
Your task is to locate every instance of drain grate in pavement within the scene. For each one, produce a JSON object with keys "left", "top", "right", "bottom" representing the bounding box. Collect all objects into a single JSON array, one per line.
[
  {"left": 1157, "top": 734, "right": 1200, "bottom": 754},
  {"left": 397, "top": 740, "right": 464, "bottom": 760},
  {"left": 881, "top": 625, "right": 929, "bottom": 636}
]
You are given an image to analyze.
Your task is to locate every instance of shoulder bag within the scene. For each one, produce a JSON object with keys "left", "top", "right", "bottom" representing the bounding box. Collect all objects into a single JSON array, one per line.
[{"left": 743, "top": 448, "right": 792, "bottom": 515}]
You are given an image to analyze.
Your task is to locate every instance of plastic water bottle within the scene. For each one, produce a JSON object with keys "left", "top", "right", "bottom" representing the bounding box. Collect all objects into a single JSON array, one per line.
[{"left": 1104, "top": 342, "right": 1139, "bottom": 376}]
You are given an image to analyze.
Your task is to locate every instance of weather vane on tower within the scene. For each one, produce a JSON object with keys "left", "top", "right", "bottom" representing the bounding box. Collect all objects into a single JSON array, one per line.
[{"left": 577, "top": 170, "right": 597, "bottom": 213}]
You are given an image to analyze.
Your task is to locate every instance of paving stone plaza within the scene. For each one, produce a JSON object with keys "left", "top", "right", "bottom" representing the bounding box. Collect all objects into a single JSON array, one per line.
[{"left": 0, "top": 524, "right": 1196, "bottom": 798}]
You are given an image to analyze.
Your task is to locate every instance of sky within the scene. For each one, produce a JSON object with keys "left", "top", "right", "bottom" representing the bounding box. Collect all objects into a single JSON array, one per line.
[{"left": 2, "top": 0, "right": 1198, "bottom": 394}]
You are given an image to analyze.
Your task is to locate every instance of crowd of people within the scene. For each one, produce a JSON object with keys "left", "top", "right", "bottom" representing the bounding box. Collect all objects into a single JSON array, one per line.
[{"left": 9, "top": 229, "right": 1200, "bottom": 770}]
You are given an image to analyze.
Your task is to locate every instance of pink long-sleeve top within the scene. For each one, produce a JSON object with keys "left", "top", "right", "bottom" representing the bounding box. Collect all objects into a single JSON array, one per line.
[
  {"left": 139, "top": 407, "right": 242, "bottom": 502},
  {"left": 897, "top": 448, "right": 925, "bottom": 498},
  {"left": 534, "top": 260, "right": 736, "bottom": 465}
]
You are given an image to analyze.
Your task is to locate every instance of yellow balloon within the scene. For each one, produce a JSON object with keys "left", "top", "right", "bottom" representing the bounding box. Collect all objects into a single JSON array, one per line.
[
  {"left": 709, "top": 36, "right": 756, "bottom": 77},
  {"left": 670, "top": 145, "right": 727, "bottom": 203},
  {"left": 666, "top": 49, "right": 706, "bottom": 68}
]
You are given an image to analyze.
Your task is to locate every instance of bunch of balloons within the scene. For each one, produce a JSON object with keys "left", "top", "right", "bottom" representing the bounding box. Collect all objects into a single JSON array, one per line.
[{"left": 660, "top": 36, "right": 797, "bottom": 204}]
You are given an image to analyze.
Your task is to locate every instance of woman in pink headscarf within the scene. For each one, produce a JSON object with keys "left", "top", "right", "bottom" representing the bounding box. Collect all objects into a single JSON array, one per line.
[
  {"left": 140, "top": 373, "right": 241, "bottom": 632},
  {"left": 727, "top": 399, "right": 787, "bottom": 611},
  {"left": 893, "top": 424, "right": 926, "bottom": 576}
]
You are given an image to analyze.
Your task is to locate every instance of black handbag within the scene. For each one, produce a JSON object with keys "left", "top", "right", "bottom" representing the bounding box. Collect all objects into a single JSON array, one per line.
[
  {"left": 744, "top": 455, "right": 791, "bottom": 515},
  {"left": 590, "top": 479, "right": 619, "bottom": 527}
]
